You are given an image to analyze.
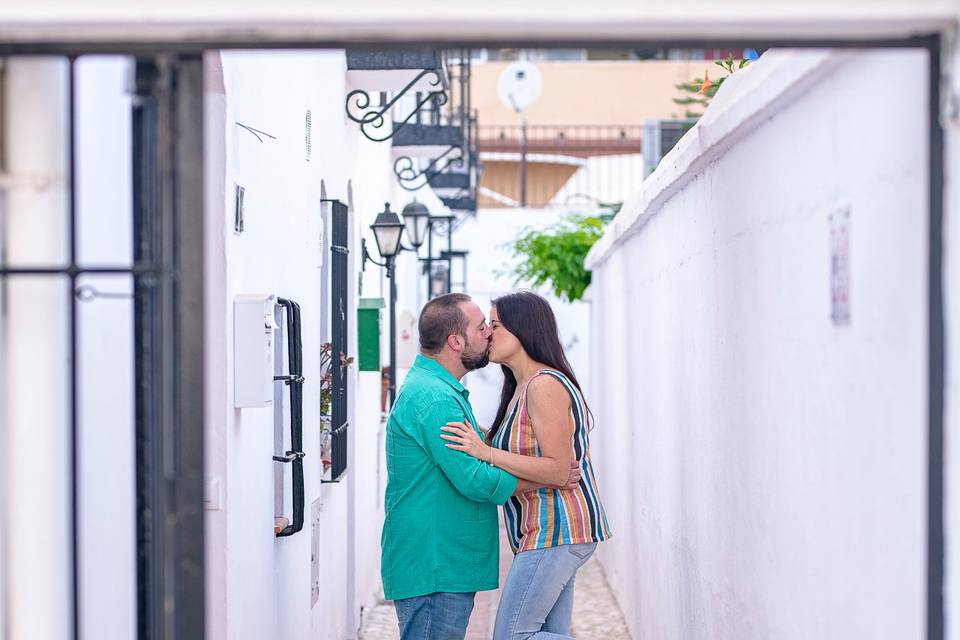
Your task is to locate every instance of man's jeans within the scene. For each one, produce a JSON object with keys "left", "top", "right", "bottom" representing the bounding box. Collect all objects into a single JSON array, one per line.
[
  {"left": 493, "top": 542, "right": 598, "bottom": 640},
  {"left": 394, "top": 591, "right": 476, "bottom": 640}
]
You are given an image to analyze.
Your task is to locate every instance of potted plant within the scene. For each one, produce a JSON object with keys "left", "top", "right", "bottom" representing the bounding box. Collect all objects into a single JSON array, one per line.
[{"left": 319, "top": 342, "right": 354, "bottom": 475}]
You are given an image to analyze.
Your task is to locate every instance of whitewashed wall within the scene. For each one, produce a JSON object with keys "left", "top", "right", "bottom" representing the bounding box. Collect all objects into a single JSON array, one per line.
[
  {"left": 585, "top": 49, "right": 929, "bottom": 639},
  {"left": 204, "top": 50, "right": 399, "bottom": 640}
]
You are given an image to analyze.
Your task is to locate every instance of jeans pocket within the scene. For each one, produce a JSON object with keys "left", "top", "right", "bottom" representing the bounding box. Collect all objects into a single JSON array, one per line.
[{"left": 567, "top": 541, "right": 598, "bottom": 560}]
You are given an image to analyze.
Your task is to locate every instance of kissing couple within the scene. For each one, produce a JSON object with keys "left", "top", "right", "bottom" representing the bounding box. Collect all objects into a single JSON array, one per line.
[{"left": 381, "top": 291, "right": 611, "bottom": 640}]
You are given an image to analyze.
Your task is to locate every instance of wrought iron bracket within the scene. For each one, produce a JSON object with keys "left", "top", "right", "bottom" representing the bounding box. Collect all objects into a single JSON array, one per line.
[
  {"left": 394, "top": 145, "right": 464, "bottom": 192},
  {"left": 345, "top": 69, "right": 448, "bottom": 143}
]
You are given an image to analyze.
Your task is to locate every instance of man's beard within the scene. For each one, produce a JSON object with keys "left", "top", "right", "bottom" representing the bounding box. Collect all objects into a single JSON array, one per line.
[{"left": 460, "top": 340, "right": 491, "bottom": 371}]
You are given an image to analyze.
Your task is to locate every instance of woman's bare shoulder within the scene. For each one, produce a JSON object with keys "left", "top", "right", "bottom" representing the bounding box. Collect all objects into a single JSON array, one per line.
[{"left": 527, "top": 373, "right": 571, "bottom": 409}]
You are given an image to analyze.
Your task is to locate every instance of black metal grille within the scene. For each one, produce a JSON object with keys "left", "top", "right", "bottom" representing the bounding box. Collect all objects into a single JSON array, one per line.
[
  {"left": 0, "top": 54, "right": 205, "bottom": 640},
  {"left": 327, "top": 200, "right": 350, "bottom": 482},
  {"left": 131, "top": 55, "right": 206, "bottom": 640},
  {"left": 274, "top": 298, "right": 305, "bottom": 536}
]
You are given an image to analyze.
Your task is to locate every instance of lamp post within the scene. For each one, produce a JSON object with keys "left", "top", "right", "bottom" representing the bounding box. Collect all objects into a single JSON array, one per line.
[
  {"left": 401, "top": 200, "right": 430, "bottom": 250},
  {"left": 367, "top": 203, "right": 403, "bottom": 408},
  {"left": 365, "top": 201, "right": 430, "bottom": 408},
  {"left": 428, "top": 214, "right": 456, "bottom": 294}
]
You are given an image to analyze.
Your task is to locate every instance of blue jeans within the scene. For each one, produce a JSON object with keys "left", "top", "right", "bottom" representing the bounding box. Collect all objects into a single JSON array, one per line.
[
  {"left": 493, "top": 542, "right": 598, "bottom": 640},
  {"left": 393, "top": 591, "right": 476, "bottom": 640}
]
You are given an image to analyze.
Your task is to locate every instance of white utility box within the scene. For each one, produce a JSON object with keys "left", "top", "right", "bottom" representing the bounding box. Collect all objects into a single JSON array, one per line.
[{"left": 234, "top": 294, "right": 276, "bottom": 408}]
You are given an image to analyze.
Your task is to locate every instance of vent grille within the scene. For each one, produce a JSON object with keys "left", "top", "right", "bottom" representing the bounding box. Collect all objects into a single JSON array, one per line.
[{"left": 234, "top": 184, "right": 245, "bottom": 233}]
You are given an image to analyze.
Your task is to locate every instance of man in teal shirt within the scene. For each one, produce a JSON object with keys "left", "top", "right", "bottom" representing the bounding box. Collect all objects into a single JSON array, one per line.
[{"left": 381, "top": 293, "right": 561, "bottom": 639}]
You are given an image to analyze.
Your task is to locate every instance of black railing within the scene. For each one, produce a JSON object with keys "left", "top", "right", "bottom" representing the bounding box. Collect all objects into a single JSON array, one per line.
[
  {"left": 474, "top": 122, "right": 693, "bottom": 208},
  {"left": 477, "top": 124, "right": 644, "bottom": 157},
  {"left": 274, "top": 298, "right": 305, "bottom": 537}
]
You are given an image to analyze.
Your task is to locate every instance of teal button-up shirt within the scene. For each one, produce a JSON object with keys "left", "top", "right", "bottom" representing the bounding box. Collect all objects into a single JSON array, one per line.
[{"left": 381, "top": 354, "right": 518, "bottom": 601}]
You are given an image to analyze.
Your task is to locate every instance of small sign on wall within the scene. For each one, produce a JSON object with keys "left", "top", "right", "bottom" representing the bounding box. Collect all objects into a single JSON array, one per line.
[{"left": 829, "top": 203, "right": 851, "bottom": 326}]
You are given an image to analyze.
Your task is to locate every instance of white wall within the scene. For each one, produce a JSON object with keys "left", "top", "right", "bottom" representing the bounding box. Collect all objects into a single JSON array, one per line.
[
  {"left": 204, "top": 49, "right": 398, "bottom": 640},
  {"left": 585, "top": 49, "right": 929, "bottom": 639},
  {"left": 352, "top": 371, "right": 389, "bottom": 625}
]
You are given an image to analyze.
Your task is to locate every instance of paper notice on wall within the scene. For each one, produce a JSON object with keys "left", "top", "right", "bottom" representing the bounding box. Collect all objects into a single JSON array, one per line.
[{"left": 829, "top": 204, "right": 851, "bottom": 326}]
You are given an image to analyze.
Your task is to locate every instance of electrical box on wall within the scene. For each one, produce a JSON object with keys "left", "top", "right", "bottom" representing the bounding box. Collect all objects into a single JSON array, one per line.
[{"left": 234, "top": 294, "right": 276, "bottom": 408}]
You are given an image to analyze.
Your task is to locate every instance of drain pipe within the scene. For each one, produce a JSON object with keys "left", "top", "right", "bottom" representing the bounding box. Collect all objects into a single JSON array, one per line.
[{"left": 0, "top": 57, "right": 73, "bottom": 640}]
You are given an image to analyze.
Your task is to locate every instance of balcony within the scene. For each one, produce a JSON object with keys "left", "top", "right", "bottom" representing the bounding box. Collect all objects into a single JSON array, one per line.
[{"left": 477, "top": 124, "right": 643, "bottom": 158}]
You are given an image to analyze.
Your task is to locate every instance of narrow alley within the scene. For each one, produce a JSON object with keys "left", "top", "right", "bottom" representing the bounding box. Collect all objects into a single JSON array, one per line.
[{"left": 0, "top": 4, "right": 958, "bottom": 640}]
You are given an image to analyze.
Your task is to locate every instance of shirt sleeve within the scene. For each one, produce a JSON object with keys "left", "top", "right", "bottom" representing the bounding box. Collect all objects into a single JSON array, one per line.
[{"left": 417, "top": 400, "right": 518, "bottom": 505}]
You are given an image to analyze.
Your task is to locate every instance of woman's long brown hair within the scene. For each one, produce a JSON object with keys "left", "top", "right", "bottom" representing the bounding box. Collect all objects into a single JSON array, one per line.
[{"left": 486, "top": 290, "right": 590, "bottom": 444}]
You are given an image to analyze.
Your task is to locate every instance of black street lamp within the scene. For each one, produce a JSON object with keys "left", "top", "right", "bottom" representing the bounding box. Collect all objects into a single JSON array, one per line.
[
  {"left": 364, "top": 203, "right": 404, "bottom": 408},
  {"left": 370, "top": 203, "right": 404, "bottom": 259},
  {"left": 430, "top": 214, "right": 456, "bottom": 294},
  {"left": 439, "top": 249, "right": 469, "bottom": 292},
  {"left": 364, "top": 201, "right": 433, "bottom": 409},
  {"left": 401, "top": 200, "right": 430, "bottom": 249}
]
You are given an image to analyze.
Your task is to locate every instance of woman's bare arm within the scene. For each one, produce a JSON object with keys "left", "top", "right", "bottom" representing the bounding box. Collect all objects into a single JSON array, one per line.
[
  {"left": 514, "top": 463, "right": 580, "bottom": 494},
  {"left": 441, "top": 375, "right": 574, "bottom": 487}
]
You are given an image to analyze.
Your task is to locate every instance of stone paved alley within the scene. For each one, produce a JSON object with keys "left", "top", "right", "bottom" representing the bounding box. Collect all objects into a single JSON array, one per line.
[{"left": 358, "top": 529, "right": 631, "bottom": 640}]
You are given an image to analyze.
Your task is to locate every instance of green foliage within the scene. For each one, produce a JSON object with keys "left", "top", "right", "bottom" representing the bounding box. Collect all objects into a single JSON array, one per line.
[
  {"left": 505, "top": 213, "right": 613, "bottom": 303},
  {"left": 673, "top": 53, "right": 751, "bottom": 119}
]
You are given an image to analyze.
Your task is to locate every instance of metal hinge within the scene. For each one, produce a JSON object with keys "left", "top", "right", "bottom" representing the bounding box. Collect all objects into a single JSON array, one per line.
[{"left": 273, "top": 450, "right": 306, "bottom": 463}]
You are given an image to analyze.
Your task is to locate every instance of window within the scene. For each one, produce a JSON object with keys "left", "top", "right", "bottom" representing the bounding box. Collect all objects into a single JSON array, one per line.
[{"left": 324, "top": 199, "right": 350, "bottom": 482}]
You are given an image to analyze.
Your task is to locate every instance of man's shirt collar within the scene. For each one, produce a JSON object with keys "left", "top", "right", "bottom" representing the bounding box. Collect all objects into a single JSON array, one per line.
[{"left": 412, "top": 354, "right": 469, "bottom": 398}]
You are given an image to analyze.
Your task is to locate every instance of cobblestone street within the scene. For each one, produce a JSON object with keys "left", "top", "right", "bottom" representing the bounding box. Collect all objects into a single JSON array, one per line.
[{"left": 359, "top": 530, "right": 631, "bottom": 640}]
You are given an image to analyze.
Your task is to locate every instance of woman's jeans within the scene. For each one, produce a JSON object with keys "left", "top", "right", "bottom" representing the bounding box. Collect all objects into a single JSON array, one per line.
[
  {"left": 393, "top": 591, "right": 476, "bottom": 640},
  {"left": 493, "top": 541, "right": 598, "bottom": 640}
]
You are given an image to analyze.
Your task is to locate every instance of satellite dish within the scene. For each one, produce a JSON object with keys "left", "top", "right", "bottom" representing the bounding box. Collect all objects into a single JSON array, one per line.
[{"left": 497, "top": 62, "right": 542, "bottom": 112}]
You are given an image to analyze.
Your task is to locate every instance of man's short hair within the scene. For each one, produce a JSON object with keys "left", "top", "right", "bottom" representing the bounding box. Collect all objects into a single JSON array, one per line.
[{"left": 419, "top": 293, "right": 472, "bottom": 354}]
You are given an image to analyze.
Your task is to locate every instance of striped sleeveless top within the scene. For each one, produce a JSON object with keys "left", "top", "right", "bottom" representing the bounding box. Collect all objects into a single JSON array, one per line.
[{"left": 492, "top": 369, "right": 611, "bottom": 554}]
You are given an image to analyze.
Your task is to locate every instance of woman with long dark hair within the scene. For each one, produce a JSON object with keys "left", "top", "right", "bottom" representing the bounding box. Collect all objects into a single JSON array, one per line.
[{"left": 440, "top": 290, "right": 611, "bottom": 639}]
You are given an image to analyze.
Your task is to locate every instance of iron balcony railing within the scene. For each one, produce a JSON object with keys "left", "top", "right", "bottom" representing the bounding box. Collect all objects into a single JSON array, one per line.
[
  {"left": 477, "top": 124, "right": 644, "bottom": 157},
  {"left": 475, "top": 122, "right": 694, "bottom": 208}
]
